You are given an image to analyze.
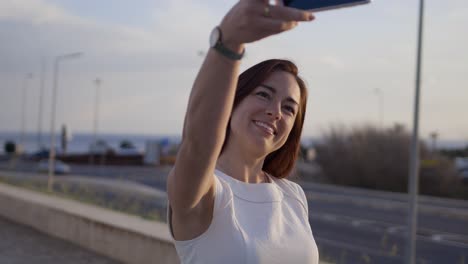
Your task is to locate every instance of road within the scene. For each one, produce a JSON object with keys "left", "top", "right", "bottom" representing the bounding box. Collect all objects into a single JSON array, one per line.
[
  {"left": 2, "top": 160, "right": 468, "bottom": 263},
  {"left": 300, "top": 180, "right": 468, "bottom": 263},
  {"left": 307, "top": 195, "right": 468, "bottom": 263}
]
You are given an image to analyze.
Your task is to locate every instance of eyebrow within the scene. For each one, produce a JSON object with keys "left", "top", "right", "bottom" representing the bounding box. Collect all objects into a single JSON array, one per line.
[{"left": 259, "top": 84, "right": 299, "bottom": 106}]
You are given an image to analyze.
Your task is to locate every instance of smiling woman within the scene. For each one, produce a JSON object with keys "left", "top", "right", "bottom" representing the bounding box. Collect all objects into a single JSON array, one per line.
[
  {"left": 221, "top": 60, "right": 308, "bottom": 179},
  {"left": 166, "top": 0, "right": 318, "bottom": 263}
]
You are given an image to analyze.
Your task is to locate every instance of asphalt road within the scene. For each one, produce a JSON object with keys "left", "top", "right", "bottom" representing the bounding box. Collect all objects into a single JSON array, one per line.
[
  {"left": 2, "top": 160, "right": 468, "bottom": 264},
  {"left": 308, "top": 199, "right": 468, "bottom": 263}
]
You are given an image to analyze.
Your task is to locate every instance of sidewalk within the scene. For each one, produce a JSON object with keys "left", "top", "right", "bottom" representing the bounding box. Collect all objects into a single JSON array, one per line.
[{"left": 0, "top": 216, "right": 120, "bottom": 264}]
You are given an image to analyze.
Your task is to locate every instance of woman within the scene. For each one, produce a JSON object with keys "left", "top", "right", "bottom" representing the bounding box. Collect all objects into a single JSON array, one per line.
[{"left": 167, "top": 0, "right": 318, "bottom": 263}]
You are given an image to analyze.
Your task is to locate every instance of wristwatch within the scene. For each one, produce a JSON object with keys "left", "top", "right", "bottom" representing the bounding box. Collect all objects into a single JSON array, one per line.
[{"left": 209, "top": 26, "right": 245, "bottom": 60}]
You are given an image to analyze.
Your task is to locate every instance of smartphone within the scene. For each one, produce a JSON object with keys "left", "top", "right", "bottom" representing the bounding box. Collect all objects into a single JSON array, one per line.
[{"left": 283, "top": 0, "right": 370, "bottom": 12}]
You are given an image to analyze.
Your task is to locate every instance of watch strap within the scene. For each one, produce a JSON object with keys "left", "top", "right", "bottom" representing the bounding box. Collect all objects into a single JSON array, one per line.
[
  {"left": 213, "top": 42, "right": 244, "bottom": 60},
  {"left": 211, "top": 26, "right": 244, "bottom": 61}
]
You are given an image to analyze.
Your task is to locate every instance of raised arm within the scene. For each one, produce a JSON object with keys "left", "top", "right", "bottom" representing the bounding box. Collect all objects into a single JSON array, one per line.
[{"left": 167, "top": 0, "right": 313, "bottom": 240}]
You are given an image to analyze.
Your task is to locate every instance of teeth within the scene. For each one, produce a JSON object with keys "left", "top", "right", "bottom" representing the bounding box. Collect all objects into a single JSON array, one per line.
[{"left": 255, "top": 121, "right": 274, "bottom": 135}]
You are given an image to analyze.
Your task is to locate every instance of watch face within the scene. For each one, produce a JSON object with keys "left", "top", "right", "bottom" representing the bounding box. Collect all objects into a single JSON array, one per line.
[{"left": 209, "top": 27, "right": 220, "bottom": 48}]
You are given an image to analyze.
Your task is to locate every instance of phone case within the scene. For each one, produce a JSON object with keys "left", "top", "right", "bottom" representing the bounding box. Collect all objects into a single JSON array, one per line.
[{"left": 284, "top": 0, "right": 371, "bottom": 12}]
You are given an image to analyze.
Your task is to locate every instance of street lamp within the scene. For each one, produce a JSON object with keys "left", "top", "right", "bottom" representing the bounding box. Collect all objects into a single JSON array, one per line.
[
  {"left": 406, "top": 0, "right": 425, "bottom": 263},
  {"left": 373, "top": 88, "right": 384, "bottom": 128},
  {"left": 37, "top": 58, "right": 46, "bottom": 150},
  {"left": 47, "top": 52, "right": 83, "bottom": 192},
  {"left": 90, "top": 78, "right": 101, "bottom": 165},
  {"left": 19, "top": 73, "right": 33, "bottom": 153}
]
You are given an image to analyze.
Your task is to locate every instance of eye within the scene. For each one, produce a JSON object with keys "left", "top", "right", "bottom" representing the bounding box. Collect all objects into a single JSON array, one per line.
[
  {"left": 256, "top": 91, "right": 271, "bottom": 99},
  {"left": 283, "top": 105, "right": 296, "bottom": 115}
]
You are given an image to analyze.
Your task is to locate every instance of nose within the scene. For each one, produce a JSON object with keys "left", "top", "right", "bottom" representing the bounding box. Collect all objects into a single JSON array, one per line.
[{"left": 265, "top": 103, "right": 281, "bottom": 120}]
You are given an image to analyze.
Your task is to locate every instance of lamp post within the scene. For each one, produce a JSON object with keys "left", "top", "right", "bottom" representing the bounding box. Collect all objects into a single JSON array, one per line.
[
  {"left": 90, "top": 78, "right": 101, "bottom": 165},
  {"left": 373, "top": 88, "right": 384, "bottom": 128},
  {"left": 37, "top": 58, "right": 46, "bottom": 150},
  {"left": 19, "top": 73, "right": 33, "bottom": 153},
  {"left": 47, "top": 52, "right": 82, "bottom": 192},
  {"left": 406, "top": 0, "right": 425, "bottom": 263}
]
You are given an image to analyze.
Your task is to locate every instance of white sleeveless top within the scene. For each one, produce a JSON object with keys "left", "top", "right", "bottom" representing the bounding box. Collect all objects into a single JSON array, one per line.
[{"left": 168, "top": 169, "right": 319, "bottom": 264}]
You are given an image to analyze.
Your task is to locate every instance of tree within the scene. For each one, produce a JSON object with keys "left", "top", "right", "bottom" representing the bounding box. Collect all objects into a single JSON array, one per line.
[{"left": 4, "top": 141, "right": 16, "bottom": 155}]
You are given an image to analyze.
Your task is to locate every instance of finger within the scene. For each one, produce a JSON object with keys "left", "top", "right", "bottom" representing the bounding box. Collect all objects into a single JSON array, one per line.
[
  {"left": 260, "top": 0, "right": 278, "bottom": 5},
  {"left": 256, "top": 17, "right": 299, "bottom": 35},
  {"left": 266, "top": 4, "right": 314, "bottom": 22},
  {"left": 269, "top": 0, "right": 281, "bottom": 5}
]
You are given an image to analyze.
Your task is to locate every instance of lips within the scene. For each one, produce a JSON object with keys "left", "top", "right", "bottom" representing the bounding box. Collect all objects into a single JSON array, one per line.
[{"left": 253, "top": 120, "right": 277, "bottom": 136}]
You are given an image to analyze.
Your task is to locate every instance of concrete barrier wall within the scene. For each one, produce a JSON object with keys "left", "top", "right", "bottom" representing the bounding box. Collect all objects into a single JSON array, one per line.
[{"left": 0, "top": 183, "right": 179, "bottom": 264}]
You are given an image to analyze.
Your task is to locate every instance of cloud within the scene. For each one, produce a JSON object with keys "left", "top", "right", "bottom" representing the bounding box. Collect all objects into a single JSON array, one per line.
[
  {"left": 0, "top": 0, "right": 70, "bottom": 23},
  {"left": 447, "top": 6, "right": 468, "bottom": 21},
  {"left": 0, "top": 0, "right": 219, "bottom": 134},
  {"left": 0, "top": 0, "right": 219, "bottom": 73},
  {"left": 1, "top": 0, "right": 467, "bottom": 139},
  {"left": 318, "top": 56, "right": 346, "bottom": 69}
]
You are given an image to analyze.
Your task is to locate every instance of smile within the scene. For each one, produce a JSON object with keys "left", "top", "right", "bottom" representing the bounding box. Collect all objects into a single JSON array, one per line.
[{"left": 253, "top": 121, "right": 276, "bottom": 136}]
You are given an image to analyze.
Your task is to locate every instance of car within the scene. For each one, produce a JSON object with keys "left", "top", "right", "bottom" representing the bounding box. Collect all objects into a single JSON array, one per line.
[
  {"left": 460, "top": 169, "right": 468, "bottom": 184},
  {"left": 117, "top": 142, "right": 141, "bottom": 156},
  {"left": 30, "top": 149, "right": 49, "bottom": 159},
  {"left": 37, "top": 159, "right": 71, "bottom": 175},
  {"left": 455, "top": 157, "right": 468, "bottom": 171}
]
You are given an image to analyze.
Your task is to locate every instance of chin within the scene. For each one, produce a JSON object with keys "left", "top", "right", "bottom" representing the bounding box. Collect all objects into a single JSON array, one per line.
[{"left": 246, "top": 137, "right": 277, "bottom": 156}]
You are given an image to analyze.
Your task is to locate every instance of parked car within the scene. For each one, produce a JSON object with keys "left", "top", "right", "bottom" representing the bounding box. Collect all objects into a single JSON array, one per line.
[
  {"left": 30, "top": 149, "right": 49, "bottom": 159},
  {"left": 455, "top": 157, "right": 468, "bottom": 184},
  {"left": 116, "top": 139, "right": 140, "bottom": 156},
  {"left": 37, "top": 159, "right": 71, "bottom": 175},
  {"left": 455, "top": 157, "right": 468, "bottom": 171},
  {"left": 460, "top": 169, "right": 468, "bottom": 184}
]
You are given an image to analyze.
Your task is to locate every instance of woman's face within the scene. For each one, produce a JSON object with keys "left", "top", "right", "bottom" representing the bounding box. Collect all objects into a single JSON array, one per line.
[{"left": 229, "top": 71, "right": 301, "bottom": 156}]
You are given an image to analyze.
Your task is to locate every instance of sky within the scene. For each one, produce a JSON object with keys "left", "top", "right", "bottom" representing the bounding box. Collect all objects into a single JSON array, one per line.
[{"left": 1, "top": 0, "right": 467, "bottom": 143}]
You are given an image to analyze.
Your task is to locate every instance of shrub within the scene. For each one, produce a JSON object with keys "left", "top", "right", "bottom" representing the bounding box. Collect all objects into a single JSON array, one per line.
[{"left": 315, "top": 124, "right": 464, "bottom": 199}]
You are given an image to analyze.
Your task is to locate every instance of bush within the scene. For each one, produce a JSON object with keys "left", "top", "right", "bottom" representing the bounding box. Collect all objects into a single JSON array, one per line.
[{"left": 315, "top": 124, "right": 464, "bottom": 199}]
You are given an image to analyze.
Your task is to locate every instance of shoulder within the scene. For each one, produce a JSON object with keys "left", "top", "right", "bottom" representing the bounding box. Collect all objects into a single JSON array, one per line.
[
  {"left": 271, "top": 176, "right": 308, "bottom": 214},
  {"left": 272, "top": 176, "right": 304, "bottom": 197},
  {"left": 213, "top": 171, "right": 234, "bottom": 207}
]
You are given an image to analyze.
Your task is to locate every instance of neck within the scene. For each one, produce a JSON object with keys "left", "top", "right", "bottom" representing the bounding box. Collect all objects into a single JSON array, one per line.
[{"left": 217, "top": 144, "right": 268, "bottom": 184}]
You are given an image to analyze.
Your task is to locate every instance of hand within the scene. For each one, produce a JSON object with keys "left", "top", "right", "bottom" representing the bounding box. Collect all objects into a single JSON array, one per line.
[{"left": 219, "top": 0, "right": 315, "bottom": 50}]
